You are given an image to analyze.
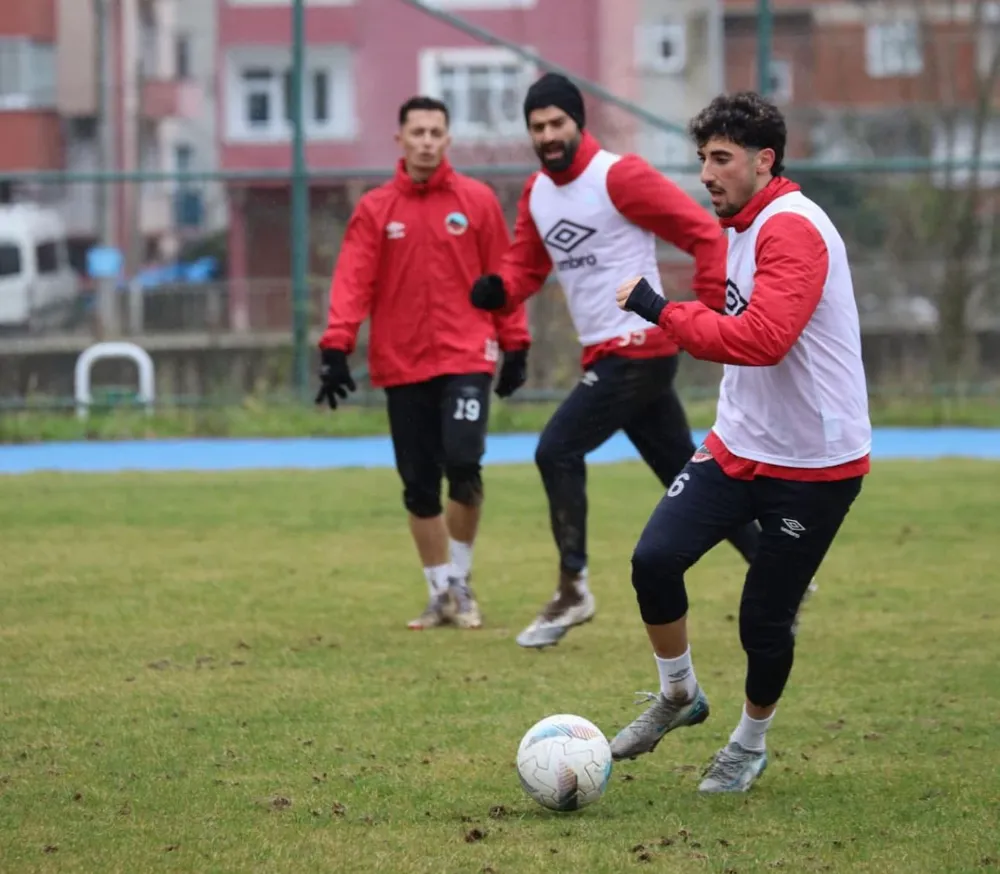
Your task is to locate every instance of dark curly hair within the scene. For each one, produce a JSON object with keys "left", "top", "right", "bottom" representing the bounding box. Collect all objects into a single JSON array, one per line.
[{"left": 688, "top": 92, "right": 787, "bottom": 175}]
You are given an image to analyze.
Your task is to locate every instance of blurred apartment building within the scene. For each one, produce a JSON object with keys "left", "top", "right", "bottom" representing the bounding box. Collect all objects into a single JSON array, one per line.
[
  {"left": 215, "top": 0, "right": 725, "bottom": 321},
  {"left": 724, "top": 0, "right": 1000, "bottom": 171},
  {"left": 216, "top": 0, "right": 998, "bottom": 276},
  {"left": 2, "top": 0, "right": 997, "bottom": 293},
  {"left": 0, "top": 0, "right": 219, "bottom": 276}
]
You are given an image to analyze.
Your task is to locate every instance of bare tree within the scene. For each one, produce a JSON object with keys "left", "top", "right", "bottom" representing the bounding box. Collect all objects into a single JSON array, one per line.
[
  {"left": 886, "top": 0, "right": 1000, "bottom": 381},
  {"left": 809, "top": 1, "right": 1000, "bottom": 384},
  {"left": 917, "top": 0, "right": 1000, "bottom": 380}
]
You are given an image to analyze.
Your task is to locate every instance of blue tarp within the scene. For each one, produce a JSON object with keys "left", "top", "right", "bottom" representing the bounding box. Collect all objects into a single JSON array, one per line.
[{"left": 131, "top": 256, "right": 220, "bottom": 289}]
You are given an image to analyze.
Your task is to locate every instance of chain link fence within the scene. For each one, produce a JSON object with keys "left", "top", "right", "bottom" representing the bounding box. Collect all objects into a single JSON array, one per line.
[{"left": 2, "top": 1, "right": 999, "bottom": 408}]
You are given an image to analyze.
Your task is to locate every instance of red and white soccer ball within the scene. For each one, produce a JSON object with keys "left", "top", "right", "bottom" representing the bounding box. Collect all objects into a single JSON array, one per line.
[{"left": 516, "top": 714, "right": 613, "bottom": 812}]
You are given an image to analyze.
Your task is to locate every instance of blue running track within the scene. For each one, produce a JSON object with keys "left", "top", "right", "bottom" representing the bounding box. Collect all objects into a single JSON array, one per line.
[{"left": 0, "top": 427, "right": 998, "bottom": 475}]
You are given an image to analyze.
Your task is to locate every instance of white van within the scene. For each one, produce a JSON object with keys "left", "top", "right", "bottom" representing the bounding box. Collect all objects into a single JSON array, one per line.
[{"left": 0, "top": 203, "right": 79, "bottom": 331}]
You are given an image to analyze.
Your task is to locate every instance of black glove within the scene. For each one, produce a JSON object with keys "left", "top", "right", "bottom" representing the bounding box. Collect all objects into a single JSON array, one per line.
[
  {"left": 495, "top": 348, "right": 529, "bottom": 399},
  {"left": 622, "top": 277, "right": 668, "bottom": 326},
  {"left": 470, "top": 274, "right": 507, "bottom": 311},
  {"left": 314, "top": 348, "right": 356, "bottom": 409}
]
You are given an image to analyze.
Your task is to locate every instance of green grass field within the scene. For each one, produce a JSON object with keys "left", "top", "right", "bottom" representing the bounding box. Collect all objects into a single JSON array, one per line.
[
  {"left": 2, "top": 390, "right": 1000, "bottom": 443},
  {"left": 1, "top": 461, "right": 998, "bottom": 873}
]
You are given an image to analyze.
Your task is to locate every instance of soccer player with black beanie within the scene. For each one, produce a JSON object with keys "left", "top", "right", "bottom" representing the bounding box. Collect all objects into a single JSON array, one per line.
[
  {"left": 610, "top": 92, "right": 870, "bottom": 793},
  {"left": 470, "top": 72, "right": 763, "bottom": 649}
]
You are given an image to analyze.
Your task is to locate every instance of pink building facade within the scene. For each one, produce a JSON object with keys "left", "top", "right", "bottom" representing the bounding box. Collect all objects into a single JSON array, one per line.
[
  {"left": 1, "top": 0, "right": 200, "bottom": 271},
  {"left": 217, "top": 0, "right": 722, "bottom": 328},
  {"left": 220, "top": 1, "right": 673, "bottom": 291}
]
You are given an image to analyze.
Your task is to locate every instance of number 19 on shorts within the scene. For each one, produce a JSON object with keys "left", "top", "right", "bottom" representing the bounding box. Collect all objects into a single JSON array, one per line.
[{"left": 454, "top": 397, "right": 481, "bottom": 422}]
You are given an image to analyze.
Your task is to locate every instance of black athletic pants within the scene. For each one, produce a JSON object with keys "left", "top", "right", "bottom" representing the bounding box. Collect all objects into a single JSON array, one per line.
[
  {"left": 631, "top": 453, "right": 863, "bottom": 708},
  {"left": 534, "top": 354, "right": 760, "bottom": 576},
  {"left": 384, "top": 373, "right": 493, "bottom": 518}
]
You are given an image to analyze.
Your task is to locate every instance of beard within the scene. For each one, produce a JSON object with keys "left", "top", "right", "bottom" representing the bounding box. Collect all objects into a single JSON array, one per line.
[
  {"left": 708, "top": 177, "right": 755, "bottom": 217},
  {"left": 535, "top": 136, "right": 579, "bottom": 172},
  {"left": 714, "top": 197, "right": 741, "bottom": 218}
]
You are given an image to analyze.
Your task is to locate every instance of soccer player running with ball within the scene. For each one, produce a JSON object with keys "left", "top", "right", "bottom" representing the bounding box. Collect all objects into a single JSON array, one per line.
[
  {"left": 610, "top": 92, "right": 871, "bottom": 793},
  {"left": 316, "top": 96, "right": 531, "bottom": 631},
  {"left": 469, "top": 73, "right": 761, "bottom": 649}
]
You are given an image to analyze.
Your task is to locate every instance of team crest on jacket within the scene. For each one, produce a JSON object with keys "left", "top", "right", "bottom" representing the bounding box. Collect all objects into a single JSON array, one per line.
[
  {"left": 386, "top": 221, "right": 406, "bottom": 240},
  {"left": 445, "top": 212, "right": 469, "bottom": 235},
  {"left": 692, "top": 443, "right": 713, "bottom": 463}
]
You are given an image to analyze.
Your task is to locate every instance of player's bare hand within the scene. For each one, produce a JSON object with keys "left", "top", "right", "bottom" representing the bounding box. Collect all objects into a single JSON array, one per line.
[
  {"left": 617, "top": 276, "right": 668, "bottom": 326},
  {"left": 616, "top": 277, "right": 642, "bottom": 310}
]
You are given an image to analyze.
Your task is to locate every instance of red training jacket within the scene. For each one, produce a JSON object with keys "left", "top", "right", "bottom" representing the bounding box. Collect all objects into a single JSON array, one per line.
[
  {"left": 320, "top": 158, "right": 531, "bottom": 389},
  {"left": 495, "top": 131, "right": 727, "bottom": 369}
]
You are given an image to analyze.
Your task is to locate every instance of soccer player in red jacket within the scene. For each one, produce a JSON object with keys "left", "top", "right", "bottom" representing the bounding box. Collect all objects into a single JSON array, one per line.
[
  {"left": 611, "top": 92, "right": 870, "bottom": 793},
  {"left": 316, "top": 96, "right": 532, "bottom": 631},
  {"left": 469, "top": 73, "right": 762, "bottom": 649}
]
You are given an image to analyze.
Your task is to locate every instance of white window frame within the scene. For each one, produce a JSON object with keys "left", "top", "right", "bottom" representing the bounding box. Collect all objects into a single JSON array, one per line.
[
  {"left": 419, "top": 47, "right": 536, "bottom": 141},
  {"left": 634, "top": 22, "right": 688, "bottom": 75},
  {"left": 139, "top": 3, "right": 160, "bottom": 79},
  {"left": 175, "top": 32, "right": 192, "bottom": 80},
  {"left": 224, "top": 45, "right": 355, "bottom": 143},
  {"left": 767, "top": 58, "right": 793, "bottom": 104},
  {"left": 0, "top": 38, "right": 56, "bottom": 110},
  {"left": 174, "top": 142, "right": 195, "bottom": 173},
  {"left": 976, "top": 2, "right": 1000, "bottom": 78},
  {"left": 865, "top": 21, "right": 923, "bottom": 78},
  {"left": 931, "top": 117, "right": 1000, "bottom": 188}
]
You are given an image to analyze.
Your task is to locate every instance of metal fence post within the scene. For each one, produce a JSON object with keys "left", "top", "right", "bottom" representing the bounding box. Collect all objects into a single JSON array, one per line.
[
  {"left": 291, "top": 0, "right": 310, "bottom": 397},
  {"left": 757, "top": 0, "right": 773, "bottom": 97}
]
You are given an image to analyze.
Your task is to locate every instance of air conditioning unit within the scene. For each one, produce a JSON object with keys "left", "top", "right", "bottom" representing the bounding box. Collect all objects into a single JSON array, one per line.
[{"left": 636, "top": 22, "right": 687, "bottom": 75}]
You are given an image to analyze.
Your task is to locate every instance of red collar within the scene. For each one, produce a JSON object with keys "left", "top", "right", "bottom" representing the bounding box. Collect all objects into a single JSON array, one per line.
[
  {"left": 392, "top": 156, "right": 455, "bottom": 195},
  {"left": 541, "top": 131, "right": 601, "bottom": 186},
  {"left": 720, "top": 177, "right": 801, "bottom": 232}
]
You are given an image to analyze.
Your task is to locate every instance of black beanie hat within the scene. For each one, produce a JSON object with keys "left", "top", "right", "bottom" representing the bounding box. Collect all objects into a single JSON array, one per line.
[{"left": 523, "top": 72, "right": 585, "bottom": 130}]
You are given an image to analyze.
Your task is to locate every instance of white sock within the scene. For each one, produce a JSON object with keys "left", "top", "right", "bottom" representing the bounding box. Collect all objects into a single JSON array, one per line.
[
  {"left": 655, "top": 646, "right": 697, "bottom": 701},
  {"left": 449, "top": 539, "right": 473, "bottom": 582},
  {"left": 561, "top": 567, "right": 589, "bottom": 596},
  {"left": 423, "top": 564, "right": 451, "bottom": 597},
  {"left": 729, "top": 704, "right": 774, "bottom": 752}
]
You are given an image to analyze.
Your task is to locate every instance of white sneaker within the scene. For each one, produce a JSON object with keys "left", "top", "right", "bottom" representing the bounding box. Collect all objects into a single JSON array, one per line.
[
  {"left": 698, "top": 741, "right": 768, "bottom": 793},
  {"left": 610, "top": 687, "right": 711, "bottom": 761},
  {"left": 450, "top": 578, "right": 483, "bottom": 630},
  {"left": 516, "top": 572, "right": 596, "bottom": 649},
  {"left": 406, "top": 590, "right": 453, "bottom": 630}
]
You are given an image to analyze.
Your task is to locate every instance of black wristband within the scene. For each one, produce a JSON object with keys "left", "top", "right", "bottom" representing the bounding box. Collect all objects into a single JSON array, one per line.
[{"left": 624, "top": 277, "right": 668, "bottom": 325}]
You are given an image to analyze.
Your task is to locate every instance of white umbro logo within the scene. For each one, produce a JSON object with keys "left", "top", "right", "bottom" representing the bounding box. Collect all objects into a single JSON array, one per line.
[
  {"left": 781, "top": 518, "right": 806, "bottom": 538},
  {"left": 386, "top": 221, "right": 406, "bottom": 239},
  {"left": 581, "top": 371, "right": 598, "bottom": 386}
]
